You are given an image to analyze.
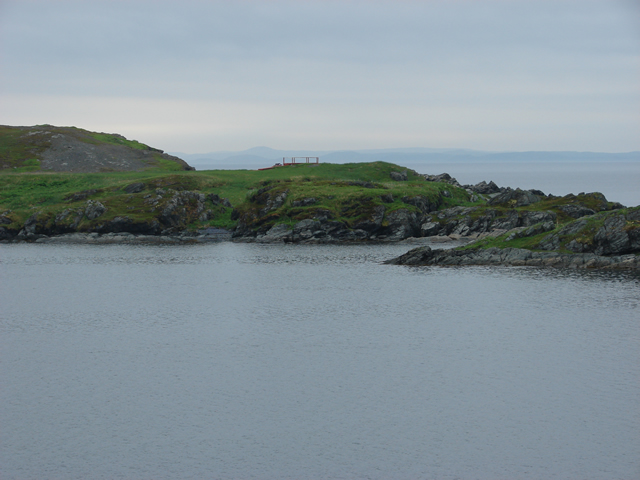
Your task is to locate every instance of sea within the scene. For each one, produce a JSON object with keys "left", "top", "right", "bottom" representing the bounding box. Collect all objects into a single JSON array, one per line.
[{"left": 1, "top": 241, "right": 639, "bottom": 479}]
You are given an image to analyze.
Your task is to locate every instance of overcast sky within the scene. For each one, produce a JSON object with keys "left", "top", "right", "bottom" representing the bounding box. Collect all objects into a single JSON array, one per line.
[{"left": 1, "top": 0, "right": 638, "bottom": 153}]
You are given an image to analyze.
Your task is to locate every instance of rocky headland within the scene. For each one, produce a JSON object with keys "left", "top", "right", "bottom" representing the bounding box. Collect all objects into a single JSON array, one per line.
[{"left": 1, "top": 124, "right": 639, "bottom": 268}]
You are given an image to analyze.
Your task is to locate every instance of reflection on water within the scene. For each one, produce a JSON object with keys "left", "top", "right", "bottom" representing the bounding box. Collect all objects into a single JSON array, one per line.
[{"left": 1, "top": 243, "right": 639, "bottom": 479}]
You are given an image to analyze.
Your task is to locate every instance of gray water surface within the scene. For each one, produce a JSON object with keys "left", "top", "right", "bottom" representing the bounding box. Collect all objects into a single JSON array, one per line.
[{"left": 1, "top": 243, "right": 639, "bottom": 479}]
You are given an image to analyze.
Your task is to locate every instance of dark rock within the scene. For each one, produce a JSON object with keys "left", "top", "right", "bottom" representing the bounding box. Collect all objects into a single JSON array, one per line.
[
  {"left": 159, "top": 191, "right": 206, "bottom": 228},
  {"left": 385, "top": 246, "right": 640, "bottom": 270},
  {"left": 559, "top": 204, "right": 596, "bottom": 219},
  {"left": 385, "top": 209, "right": 419, "bottom": 240},
  {"left": 423, "top": 173, "right": 461, "bottom": 187},
  {"left": 353, "top": 205, "right": 386, "bottom": 233},
  {"left": 311, "top": 209, "right": 332, "bottom": 221},
  {"left": 491, "top": 210, "right": 520, "bottom": 230},
  {"left": 504, "top": 221, "right": 556, "bottom": 241},
  {"left": 208, "top": 194, "right": 233, "bottom": 208},
  {"left": 380, "top": 194, "right": 394, "bottom": 203},
  {"left": 402, "top": 195, "right": 438, "bottom": 215},
  {"left": 124, "top": 182, "right": 145, "bottom": 194},
  {"left": 592, "top": 214, "right": 632, "bottom": 256},
  {"left": 537, "top": 207, "right": 640, "bottom": 256},
  {"left": 520, "top": 211, "right": 556, "bottom": 227},
  {"left": 65, "top": 189, "right": 98, "bottom": 201},
  {"left": 293, "top": 219, "right": 322, "bottom": 241},
  {"left": 488, "top": 188, "right": 542, "bottom": 207},
  {"left": 390, "top": 171, "right": 408, "bottom": 181},
  {"left": 208, "top": 193, "right": 222, "bottom": 204},
  {"left": 292, "top": 197, "right": 318, "bottom": 207},
  {"left": 471, "top": 180, "right": 500, "bottom": 194},
  {"left": 259, "top": 223, "right": 292, "bottom": 242},
  {"left": 22, "top": 213, "right": 39, "bottom": 235},
  {"left": 347, "top": 180, "right": 376, "bottom": 189},
  {"left": 97, "top": 216, "right": 161, "bottom": 235},
  {"left": 420, "top": 221, "right": 441, "bottom": 237},
  {"left": 84, "top": 200, "right": 106, "bottom": 220},
  {"left": 258, "top": 190, "right": 288, "bottom": 216}
]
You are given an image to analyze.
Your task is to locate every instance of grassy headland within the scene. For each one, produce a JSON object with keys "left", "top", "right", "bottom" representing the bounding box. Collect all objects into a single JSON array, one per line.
[
  {"left": 0, "top": 162, "right": 474, "bottom": 236},
  {"left": 1, "top": 124, "right": 638, "bottom": 259}
]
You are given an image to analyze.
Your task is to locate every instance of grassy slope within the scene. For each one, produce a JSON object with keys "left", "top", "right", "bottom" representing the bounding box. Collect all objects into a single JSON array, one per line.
[
  {"left": 0, "top": 125, "right": 187, "bottom": 171},
  {"left": 0, "top": 126, "right": 47, "bottom": 170}
]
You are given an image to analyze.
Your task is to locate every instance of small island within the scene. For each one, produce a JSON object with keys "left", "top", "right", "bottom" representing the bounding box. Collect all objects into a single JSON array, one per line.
[{"left": 1, "top": 124, "right": 638, "bottom": 269}]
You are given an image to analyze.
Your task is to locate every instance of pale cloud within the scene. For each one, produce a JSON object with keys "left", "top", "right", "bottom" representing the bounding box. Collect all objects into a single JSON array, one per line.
[{"left": 1, "top": 0, "right": 638, "bottom": 152}]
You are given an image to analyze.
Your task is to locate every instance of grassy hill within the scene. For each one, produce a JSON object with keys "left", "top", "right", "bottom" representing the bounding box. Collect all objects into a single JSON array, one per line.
[{"left": 0, "top": 125, "right": 193, "bottom": 172}]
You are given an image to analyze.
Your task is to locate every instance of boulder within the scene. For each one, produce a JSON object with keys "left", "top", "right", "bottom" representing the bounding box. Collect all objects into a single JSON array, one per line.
[
  {"left": 559, "top": 204, "right": 596, "bottom": 219},
  {"left": 85, "top": 200, "right": 107, "bottom": 220},
  {"left": 390, "top": 171, "right": 408, "bottom": 181},
  {"left": 488, "top": 188, "right": 542, "bottom": 207},
  {"left": 124, "top": 182, "right": 145, "bottom": 194},
  {"left": 423, "top": 173, "right": 461, "bottom": 187},
  {"left": 420, "top": 221, "right": 441, "bottom": 237},
  {"left": 259, "top": 223, "right": 292, "bottom": 242},
  {"left": 471, "top": 180, "right": 500, "bottom": 194}
]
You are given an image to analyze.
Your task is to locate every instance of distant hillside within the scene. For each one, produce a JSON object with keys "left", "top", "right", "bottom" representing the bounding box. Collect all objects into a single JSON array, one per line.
[{"left": 0, "top": 125, "right": 194, "bottom": 173}]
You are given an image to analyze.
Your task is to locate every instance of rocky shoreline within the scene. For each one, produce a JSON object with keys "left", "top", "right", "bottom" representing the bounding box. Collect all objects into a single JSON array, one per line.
[
  {"left": 384, "top": 245, "right": 640, "bottom": 270},
  {"left": 2, "top": 163, "right": 639, "bottom": 270},
  {"left": 3, "top": 228, "right": 233, "bottom": 245}
]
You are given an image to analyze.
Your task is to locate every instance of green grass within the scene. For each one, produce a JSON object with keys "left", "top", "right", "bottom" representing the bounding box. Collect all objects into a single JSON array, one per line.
[
  {"left": 86, "top": 132, "right": 150, "bottom": 150},
  {"left": 459, "top": 229, "right": 554, "bottom": 251},
  {"left": 0, "top": 126, "right": 49, "bottom": 169}
]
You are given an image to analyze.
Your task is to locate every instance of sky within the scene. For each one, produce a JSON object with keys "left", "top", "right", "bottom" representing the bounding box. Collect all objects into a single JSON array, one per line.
[{"left": 1, "top": 0, "right": 639, "bottom": 153}]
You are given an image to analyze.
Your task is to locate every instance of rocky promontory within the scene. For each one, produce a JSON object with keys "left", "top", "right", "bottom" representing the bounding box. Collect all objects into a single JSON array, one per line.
[
  {"left": 386, "top": 205, "right": 640, "bottom": 269},
  {"left": 1, "top": 125, "right": 639, "bottom": 270}
]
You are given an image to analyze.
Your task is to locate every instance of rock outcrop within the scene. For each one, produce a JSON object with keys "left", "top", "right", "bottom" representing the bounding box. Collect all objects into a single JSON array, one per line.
[
  {"left": 386, "top": 206, "right": 640, "bottom": 269},
  {"left": 537, "top": 207, "right": 640, "bottom": 255},
  {"left": 5, "top": 187, "right": 233, "bottom": 241},
  {"left": 385, "top": 246, "right": 640, "bottom": 269}
]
